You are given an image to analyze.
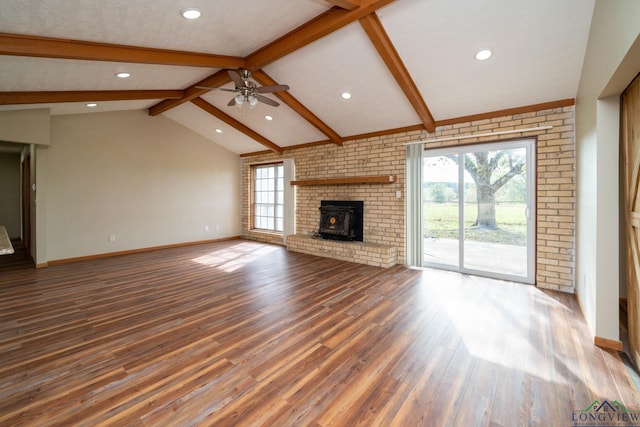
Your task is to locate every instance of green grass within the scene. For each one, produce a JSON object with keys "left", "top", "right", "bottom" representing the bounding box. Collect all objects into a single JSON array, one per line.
[{"left": 424, "top": 202, "right": 527, "bottom": 246}]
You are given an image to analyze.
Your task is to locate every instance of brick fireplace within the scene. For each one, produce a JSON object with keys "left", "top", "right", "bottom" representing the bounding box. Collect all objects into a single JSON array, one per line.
[
  {"left": 287, "top": 198, "right": 396, "bottom": 268},
  {"left": 241, "top": 137, "right": 408, "bottom": 267}
]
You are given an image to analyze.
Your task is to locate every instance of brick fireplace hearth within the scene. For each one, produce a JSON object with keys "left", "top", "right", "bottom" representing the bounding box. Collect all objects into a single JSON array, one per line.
[{"left": 286, "top": 234, "right": 397, "bottom": 268}]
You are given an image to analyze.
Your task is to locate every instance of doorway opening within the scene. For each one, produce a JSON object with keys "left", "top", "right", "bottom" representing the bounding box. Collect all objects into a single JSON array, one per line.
[
  {"left": 422, "top": 139, "right": 536, "bottom": 284},
  {"left": 0, "top": 142, "right": 34, "bottom": 271}
]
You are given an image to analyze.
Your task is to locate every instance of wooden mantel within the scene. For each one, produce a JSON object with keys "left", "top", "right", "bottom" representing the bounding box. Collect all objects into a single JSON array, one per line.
[{"left": 290, "top": 175, "right": 396, "bottom": 186}]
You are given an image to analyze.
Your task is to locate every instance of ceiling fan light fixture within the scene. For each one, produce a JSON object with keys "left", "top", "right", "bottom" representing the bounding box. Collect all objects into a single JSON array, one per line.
[
  {"left": 180, "top": 8, "right": 202, "bottom": 20},
  {"left": 248, "top": 95, "right": 259, "bottom": 108},
  {"left": 234, "top": 94, "right": 245, "bottom": 107},
  {"left": 475, "top": 49, "right": 492, "bottom": 61}
]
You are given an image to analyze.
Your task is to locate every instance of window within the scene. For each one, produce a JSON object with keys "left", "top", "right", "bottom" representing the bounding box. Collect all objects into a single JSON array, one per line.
[{"left": 252, "top": 163, "right": 284, "bottom": 232}]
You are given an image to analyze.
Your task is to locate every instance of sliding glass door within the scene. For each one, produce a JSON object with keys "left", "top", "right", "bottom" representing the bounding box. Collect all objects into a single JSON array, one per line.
[{"left": 423, "top": 139, "right": 535, "bottom": 283}]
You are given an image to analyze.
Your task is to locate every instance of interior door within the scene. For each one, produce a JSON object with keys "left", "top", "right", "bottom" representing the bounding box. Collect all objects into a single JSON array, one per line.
[{"left": 623, "top": 74, "right": 640, "bottom": 368}]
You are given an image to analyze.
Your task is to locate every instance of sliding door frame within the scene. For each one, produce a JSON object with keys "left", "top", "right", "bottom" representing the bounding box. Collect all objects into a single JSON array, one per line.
[{"left": 423, "top": 139, "right": 536, "bottom": 284}]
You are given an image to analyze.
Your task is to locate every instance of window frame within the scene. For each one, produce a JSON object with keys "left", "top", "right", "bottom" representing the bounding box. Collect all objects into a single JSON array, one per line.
[{"left": 250, "top": 162, "right": 285, "bottom": 233}]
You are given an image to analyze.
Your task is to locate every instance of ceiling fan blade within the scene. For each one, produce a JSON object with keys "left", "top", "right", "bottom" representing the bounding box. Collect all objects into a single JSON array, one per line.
[
  {"left": 227, "top": 97, "right": 236, "bottom": 106},
  {"left": 227, "top": 69, "right": 244, "bottom": 87},
  {"left": 257, "top": 95, "right": 280, "bottom": 107},
  {"left": 256, "top": 84, "right": 290, "bottom": 94}
]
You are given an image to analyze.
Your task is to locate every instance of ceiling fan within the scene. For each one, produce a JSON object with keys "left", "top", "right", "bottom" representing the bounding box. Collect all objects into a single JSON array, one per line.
[{"left": 197, "top": 69, "right": 289, "bottom": 108}]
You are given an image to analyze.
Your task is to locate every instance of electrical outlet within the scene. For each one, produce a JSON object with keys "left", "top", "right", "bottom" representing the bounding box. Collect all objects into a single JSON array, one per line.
[
  {"left": 215, "top": 224, "right": 220, "bottom": 231},
  {"left": 204, "top": 225, "right": 209, "bottom": 232},
  {"left": 108, "top": 235, "right": 116, "bottom": 242}
]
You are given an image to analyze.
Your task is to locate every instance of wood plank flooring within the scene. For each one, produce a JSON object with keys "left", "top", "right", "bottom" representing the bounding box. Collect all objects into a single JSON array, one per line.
[
  {"left": 1, "top": 240, "right": 638, "bottom": 426},
  {"left": 0, "top": 240, "right": 34, "bottom": 272}
]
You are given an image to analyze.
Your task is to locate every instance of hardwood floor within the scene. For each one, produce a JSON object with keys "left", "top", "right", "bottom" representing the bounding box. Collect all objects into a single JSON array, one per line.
[
  {"left": 1, "top": 240, "right": 638, "bottom": 426},
  {"left": 0, "top": 240, "right": 34, "bottom": 272}
]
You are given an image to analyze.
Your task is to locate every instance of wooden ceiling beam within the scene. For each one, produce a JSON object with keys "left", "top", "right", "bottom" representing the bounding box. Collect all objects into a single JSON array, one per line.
[
  {"left": 359, "top": 13, "right": 435, "bottom": 133},
  {"left": 0, "top": 90, "right": 183, "bottom": 105},
  {"left": 0, "top": 32, "right": 244, "bottom": 68},
  {"left": 191, "top": 97, "right": 283, "bottom": 154},
  {"left": 325, "top": 0, "right": 361, "bottom": 11},
  {"left": 251, "top": 70, "right": 343, "bottom": 146},
  {"left": 149, "top": 69, "right": 232, "bottom": 116},
  {"left": 244, "top": 0, "right": 395, "bottom": 71},
  {"left": 150, "top": 0, "right": 395, "bottom": 116},
  {"left": 435, "top": 98, "right": 576, "bottom": 127}
]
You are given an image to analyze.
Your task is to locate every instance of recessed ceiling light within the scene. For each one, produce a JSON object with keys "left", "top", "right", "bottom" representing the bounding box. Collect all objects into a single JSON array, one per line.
[
  {"left": 215, "top": 128, "right": 222, "bottom": 133},
  {"left": 115, "top": 72, "right": 131, "bottom": 78},
  {"left": 85, "top": 103, "right": 97, "bottom": 107},
  {"left": 181, "top": 8, "right": 201, "bottom": 19},
  {"left": 341, "top": 92, "right": 352, "bottom": 100},
  {"left": 265, "top": 115, "right": 273, "bottom": 121},
  {"left": 475, "top": 49, "right": 492, "bottom": 61}
]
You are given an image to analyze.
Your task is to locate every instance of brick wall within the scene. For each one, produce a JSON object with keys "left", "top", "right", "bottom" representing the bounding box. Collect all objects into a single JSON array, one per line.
[
  {"left": 241, "top": 105, "right": 575, "bottom": 293},
  {"left": 241, "top": 132, "right": 411, "bottom": 259}
]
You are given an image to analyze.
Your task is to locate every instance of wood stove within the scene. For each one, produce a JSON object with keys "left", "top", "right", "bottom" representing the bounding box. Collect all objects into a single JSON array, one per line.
[{"left": 318, "top": 200, "right": 363, "bottom": 241}]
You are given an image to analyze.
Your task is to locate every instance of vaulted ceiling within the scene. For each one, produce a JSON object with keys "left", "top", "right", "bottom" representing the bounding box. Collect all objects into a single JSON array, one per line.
[{"left": 0, "top": 0, "right": 595, "bottom": 155}]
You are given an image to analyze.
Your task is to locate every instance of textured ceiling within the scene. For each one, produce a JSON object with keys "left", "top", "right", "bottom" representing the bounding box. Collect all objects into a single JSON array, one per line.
[
  {"left": 0, "top": 0, "right": 595, "bottom": 154},
  {"left": 0, "top": 0, "right": 332, "bottom": 56}
]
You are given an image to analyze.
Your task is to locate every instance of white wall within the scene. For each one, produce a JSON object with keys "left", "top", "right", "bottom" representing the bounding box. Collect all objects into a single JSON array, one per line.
[
  {"left": 576, "top": 0, "right": 640, "bottom": 341},
  {"left": 0, "top": 109, "right": 50, "bottom": 146},
  {"left": 36, "top": 109, "right": 241, "bottom": 261}
]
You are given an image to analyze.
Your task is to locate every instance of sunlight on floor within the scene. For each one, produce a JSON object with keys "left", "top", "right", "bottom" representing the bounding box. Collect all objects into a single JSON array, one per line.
[
  {"left": 191, "top": 242, "right": 279, "bottom": 272},
  {"left": 436, "top": 273, "right": 583, "bottom": 387}
]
